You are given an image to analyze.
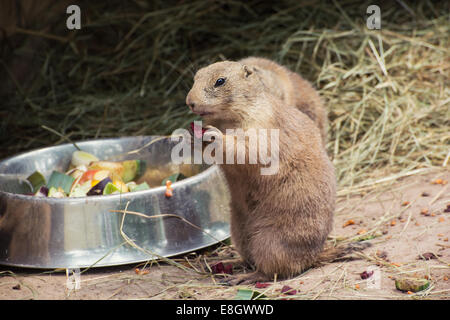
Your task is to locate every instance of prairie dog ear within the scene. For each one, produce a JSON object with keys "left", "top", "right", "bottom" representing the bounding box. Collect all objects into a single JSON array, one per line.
[{"left": 243, "top": 65, "right": 253, "bottom": 78}]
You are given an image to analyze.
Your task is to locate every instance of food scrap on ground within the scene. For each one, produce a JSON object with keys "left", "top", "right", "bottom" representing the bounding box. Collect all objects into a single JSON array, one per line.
[{"left": 395, "top": 277, "right": 430, "bottom": 293}]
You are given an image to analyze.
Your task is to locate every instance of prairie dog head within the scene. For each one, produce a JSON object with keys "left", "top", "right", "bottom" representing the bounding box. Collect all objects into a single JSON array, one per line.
[{"left": 186, "top": 61, "right": 263, "bottom": 125}]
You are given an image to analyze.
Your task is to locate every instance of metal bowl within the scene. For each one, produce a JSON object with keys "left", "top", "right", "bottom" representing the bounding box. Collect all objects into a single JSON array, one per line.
[{"left": 0, "top": 136, "right": 231, "bottom": 269}]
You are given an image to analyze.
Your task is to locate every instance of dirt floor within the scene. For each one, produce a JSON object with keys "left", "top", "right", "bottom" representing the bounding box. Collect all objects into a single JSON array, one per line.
[{"left": 0, "top": 168, "right": 449, "bottom": 300}]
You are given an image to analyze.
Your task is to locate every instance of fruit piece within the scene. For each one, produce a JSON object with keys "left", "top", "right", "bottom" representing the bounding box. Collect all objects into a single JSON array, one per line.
[
  {"left": 190, "top": 122, "right": 207, "bottom": 139},
  {"left": 210, "top": 262, "right": 232, "bottom": 275},
  {"left": 418, "top": 252, "right": 437, "bottom": 260},
  {"left": 121, "top": 160, "right": 146, "bottom": 183},
  {"left": 113, "top": 179, "right": 129, "bottom": 193},
  {"left": 67, "top": 165, "right": 87, "bottom": 180},
  {"left": 395, "top": 277, "right": 430, "bottom": 293},
  {"left": 87, "top": 177, "right": 112, "bottom": 196},
  {"left": 88, "top": 161, "right": 124, "bottom": 177},
  {"left": 46, "top": 171, "right": 75, "bottom": 195},
  {"left": 401, "top": 201, "right": 410, "bottom": 206},
  {"left": 70, "top": 180, "right": 92, "bottom": 197},
  {"left": 93, "top": 170, "right": 111, "bottom": 182},
  {"left": 390, "top": 220, "right": 397, "bottom": 226},
  {"left": 71, "top": 151, "right": 99, "bottom": 167},
  {"left": 26, "top": 171, "right": 46, "bottom": 193},
  {"left": 126, "top": 181, "right": 137, "bottom": 190},
  {"left": 78, "top": 170, "right": 99, "bottom": 185},
  {"left": 360, "top": 270, "right": 374, "bottom": 279},
  {"left": 281, "top": 285, "right": 297, "bottom": 295},
  {"left": 355, "top": 284, "right": 360, "bottom": 290},
  {"left": 343, "top": 219, "right": 355, "bottom": 227}
]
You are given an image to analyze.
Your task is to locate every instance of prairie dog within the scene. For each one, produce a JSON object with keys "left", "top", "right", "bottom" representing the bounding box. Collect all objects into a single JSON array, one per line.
[
  {"left": 186, "top": 60, "right": 336, "bottom": 284},
  {"left": 238, "top": 57, "right": 328, "bottom": 144}
]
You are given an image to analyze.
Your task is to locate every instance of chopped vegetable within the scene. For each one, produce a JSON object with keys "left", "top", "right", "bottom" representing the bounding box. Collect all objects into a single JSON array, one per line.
[
  {"left": 165, "top": 188, "right": 173, "bottom": 198},
  {"left": 210, "top": 262, "right": 233, "bottom": 275},
  {"left": 360, "top": 270, "right": 374, "bottom": 279},
  {"left": 281, "top": 285, "right": 297, "bottom": 295},
  {"left": 235, "top": 289, "right": 266, "bottom": 300},
  {"left": 88, "top": 161, "right": 124, "bottom": 177},
  {"left": 343, "top": 219, "right": 355, "bottom": 227},
  {"left": 190, "top": 122, "right": 207, "bottom": 139},
  {"left": 46, "top": 171, "right": 75, "bottom": 195},
  {"left": 35, "top": 186, "right": 49, "bottom": 197},
  {"left": 48, "top": 187, "right": 66, "bottom": 198},
  {"left": 165, "top": 179, "right": 174, "bottom": 198},
  {"left": 67, "top": 165, "right": 87, "bottom": 180},
  {"left": 71, "top": 150, "right": 99, "bottom": 167},
  {"left": 255, "top": 282, "right": 271, "bottom": 289},
  {"left": 26, "top": 171, "right": 46, "bottom": 193},
  {"left": 93, "top": 170, "right": 111, "bottom": 183},
  {"left": 87, "top": 177, "right": 112, "bottom": 196},
  {"left": 129, "top": 182, "right": 150, "bottom": 192},
  {"left": 70, "top": 180, "right": 92, "bottom": 197},
  {"left": 103, "top": 182, "right": 121, "bottom": 195},
  {"left": 122, "top": 160, "right": 146, "bottom": 183},
  {"left": 78, "top": 170, "right": 99, "bottom": 185},
  {"left": 23, "top": 150, "right": 192, "bottom": 198},
  {"left": 395, "top": 277, "right": 430, "bottom": 293},
  {"left": 161, "top": 172, "right": 186, "bottom": 186}
]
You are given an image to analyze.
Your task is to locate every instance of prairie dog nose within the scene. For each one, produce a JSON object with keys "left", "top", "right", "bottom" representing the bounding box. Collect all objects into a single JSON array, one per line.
[{"left": 186, "top": 92, "right": 195, "bottom": 110}]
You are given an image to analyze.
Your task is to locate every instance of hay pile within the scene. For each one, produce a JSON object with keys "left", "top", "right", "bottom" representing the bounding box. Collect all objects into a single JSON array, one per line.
[{"left": 1, "top": 0, "right": 449, "bottom": 194}]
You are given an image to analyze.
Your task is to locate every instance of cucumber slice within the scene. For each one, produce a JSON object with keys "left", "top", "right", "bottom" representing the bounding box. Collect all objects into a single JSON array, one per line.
[
  {"left": 395, "top": 277, "right": 430, "bottom": 292},
  {"left": 89, "top": 161, "right": 124, "bottom": 177},
  {"left": 71, "top": 151, "right": 99, "bottom": 167},
  {"left": 122, "top": 160, "right": 146, "bottom": 183}
]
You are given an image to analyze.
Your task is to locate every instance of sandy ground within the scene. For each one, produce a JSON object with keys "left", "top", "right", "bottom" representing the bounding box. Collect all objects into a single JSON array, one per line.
[{"left": 0, "top": 169, "right": 449, "bottom": 300}]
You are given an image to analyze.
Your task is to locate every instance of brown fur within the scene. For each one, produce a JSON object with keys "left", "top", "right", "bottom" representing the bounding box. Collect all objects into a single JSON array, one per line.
[
  {"left": 238, "top": 57, "right": 328, "bottom": 145},
  {"left": 186, "top": 60, "right": 336, "bottom": 283}
]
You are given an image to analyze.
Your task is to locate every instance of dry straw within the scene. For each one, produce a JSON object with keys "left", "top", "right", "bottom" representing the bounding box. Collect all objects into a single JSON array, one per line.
[
  {"left": 2, "top": 1, "right": 448, "bottom": 195},
  {"left": 0, "top": 1, "right": 449, "bottom": 299}
]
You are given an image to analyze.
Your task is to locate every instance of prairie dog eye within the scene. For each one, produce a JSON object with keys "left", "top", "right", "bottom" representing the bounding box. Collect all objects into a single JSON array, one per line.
[{"left": 214, "top": 77, "right": 226, "bottom": 87}]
